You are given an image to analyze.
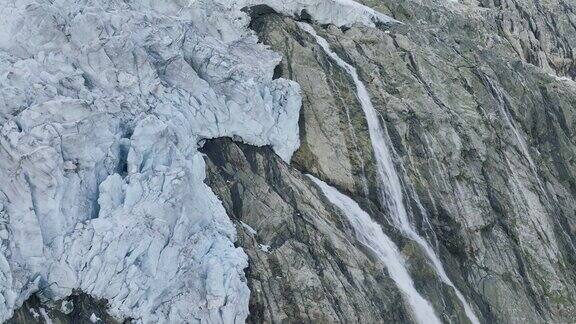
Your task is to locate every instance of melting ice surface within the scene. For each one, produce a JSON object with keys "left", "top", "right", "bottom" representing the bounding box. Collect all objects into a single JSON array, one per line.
[
  {"left": 0, "top": 0, "right": 396, "bottom": 322},
  {"left": 308, "top": 175, "right": 440, "bottom": 324},
  {"left": 297, "top": 22, "right": 480, "bottom": 324}
]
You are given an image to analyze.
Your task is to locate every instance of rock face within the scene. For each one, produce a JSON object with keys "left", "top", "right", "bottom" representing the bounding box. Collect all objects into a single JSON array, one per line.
[
  {"left": 5, "top": 0, "right": 576, "bottom": 323},
  {"left": 243, "top": 1, "right": 576, "bottom": 322},
  {"left": 202, "top": 138, "right": 410, "bottom": 323},
  {"left": 7, "top": 293, "right": 121, "bottom": 324}
]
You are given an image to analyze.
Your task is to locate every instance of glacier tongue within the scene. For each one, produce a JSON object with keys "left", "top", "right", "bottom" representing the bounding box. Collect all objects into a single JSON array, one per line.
[{"left": 0, "top": 0, "right": 392, "bottom": 322}]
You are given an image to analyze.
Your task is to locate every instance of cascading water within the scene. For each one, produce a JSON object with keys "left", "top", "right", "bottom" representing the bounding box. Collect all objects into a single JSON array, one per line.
[
  {"left": 308, "top": 175, "right": 440, "bottom": 324},
  {"left": 297, "top": 22, "right": 480, "bottom": 324},
  {"left": 481, "top": 73, "right": 576, "bottom": 256},
  {"left": 481, "top": 74, "right": 546, "bottom": 193}
]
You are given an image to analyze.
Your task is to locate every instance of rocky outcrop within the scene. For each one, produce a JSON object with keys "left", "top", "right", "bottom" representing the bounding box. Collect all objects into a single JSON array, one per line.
[
  {"left": 246, "top": 1, "right": 576, "bottom": 322},
  {"left": 7, "top": 293, "right": 120, "bottom": 324},
  {"left": 201, "top": 138, "right": 410, "bottom": 323}
]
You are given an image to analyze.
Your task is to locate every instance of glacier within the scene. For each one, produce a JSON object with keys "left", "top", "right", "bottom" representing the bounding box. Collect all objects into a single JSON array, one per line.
[{"left": 0, "top": 0, "right": 395, "bottom": 322}]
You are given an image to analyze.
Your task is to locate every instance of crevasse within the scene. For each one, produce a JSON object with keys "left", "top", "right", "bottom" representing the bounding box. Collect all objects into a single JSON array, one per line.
[{"left": 297, "top": 21, "right": 480, "bottom": 324}]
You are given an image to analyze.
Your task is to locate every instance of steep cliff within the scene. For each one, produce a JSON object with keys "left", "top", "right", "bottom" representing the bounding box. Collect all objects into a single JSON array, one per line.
[
  {"left": 5, "top": 0, "right": 576, "bottom": 323},
  {"left": 244, "top": 1, "right": 576, "bottom": 322}
]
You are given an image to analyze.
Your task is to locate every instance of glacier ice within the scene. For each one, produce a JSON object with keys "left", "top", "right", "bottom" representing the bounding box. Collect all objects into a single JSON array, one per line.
[
  {"left": 0, "top": 0, "right": 393, "bottom": 322},
  {"left": 239, "top": 0, "right": 399, "bottom": 27}
]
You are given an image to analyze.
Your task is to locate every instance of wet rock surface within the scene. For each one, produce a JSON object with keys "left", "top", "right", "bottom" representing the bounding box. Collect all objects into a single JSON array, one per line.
[
  {"left": 247, "top": 1, "right": 576, "bottom": 322},
  {"left": 201, "top": 138, "right": 410, "bottom": 323}
]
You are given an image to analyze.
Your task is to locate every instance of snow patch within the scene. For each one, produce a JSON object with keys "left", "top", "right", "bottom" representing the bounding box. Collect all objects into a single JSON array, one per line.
[
  {"left": 90, "top": 313, "right": 101, "bottom": 323},
  {"left": 259, "top": 244, "right": 271, "bottom": 253}
]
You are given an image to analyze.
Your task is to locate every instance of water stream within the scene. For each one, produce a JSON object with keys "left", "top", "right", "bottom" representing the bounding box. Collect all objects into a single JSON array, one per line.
[
  {"left": 298, "top": 22, "right": 480, "bottom": 324},
  {"left": 308, "top": 175, "right": 441, "bottom": 324}
]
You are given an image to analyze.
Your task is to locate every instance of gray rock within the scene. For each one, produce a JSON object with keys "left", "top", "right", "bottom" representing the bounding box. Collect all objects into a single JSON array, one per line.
[
  {"left": 201, "top": 138, "right": 410, "bottom": 323},
  {"left": 249, "top": 1, "right": 576, "bottom": 322}
]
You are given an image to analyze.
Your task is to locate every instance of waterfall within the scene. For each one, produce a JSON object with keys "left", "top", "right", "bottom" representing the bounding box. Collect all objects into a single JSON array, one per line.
[
  {"left": 481, "top": 73, "right": 576, "bottom": 258},
  {"left": 298, "top": 22, "right": 480, "bottom": 324},
  {"left": 482, "top": 75, "right": 547, "bottom": 194},
  {"left": 308, "top": 175, "right": 441, "bottom": 324}
]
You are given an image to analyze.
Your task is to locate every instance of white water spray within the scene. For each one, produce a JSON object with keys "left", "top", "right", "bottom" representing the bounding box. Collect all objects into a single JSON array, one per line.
[
  {"left": 308, "top": 175, "right": 440, "bottom": 324},
  {"left": 298, "top": 22, "right": 480, "bottom": 324}
]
